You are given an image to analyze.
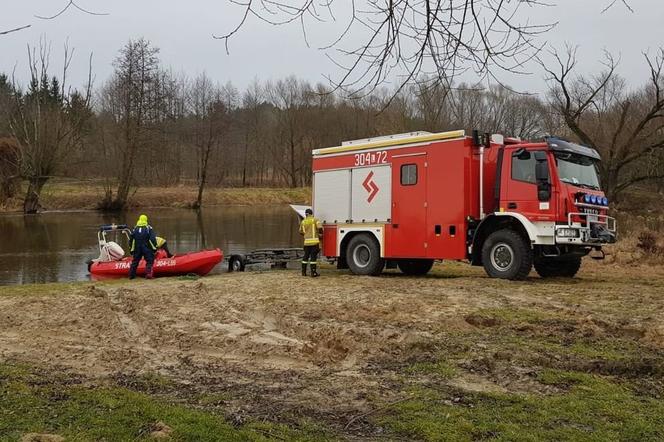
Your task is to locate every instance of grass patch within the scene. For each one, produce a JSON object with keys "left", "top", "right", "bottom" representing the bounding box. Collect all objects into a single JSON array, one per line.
[
  {"left": 0, "top": 363, "right": 333, "bottom": 441},
  {"left": 1, "top": 180, "right": 311, "bottom": 212},
  {"left": 0, "top": 280, "right": 125, "bottom": 297},
  {"left": 407, "top": 360, "right": 457, "bottom": 379},
  {"left": 380, "top": 371, "right": 664, "bottom": 441},
  {"left": 195, "top": 393, "right": 231, "bottom": 407},
  {"left": 471, "top": 307, "right": 562, "bottom": 325},
  {"left": 0, "top": 281, "right": 84, "bottom": 297}
]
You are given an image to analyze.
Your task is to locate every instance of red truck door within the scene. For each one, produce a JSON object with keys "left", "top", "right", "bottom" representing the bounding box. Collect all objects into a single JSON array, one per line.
[
  {"left": 390, "top": 154, "right": 428, "bottom": 257},
  {"left": 504, "top": 149, "right": 557, "bottom": 221}
]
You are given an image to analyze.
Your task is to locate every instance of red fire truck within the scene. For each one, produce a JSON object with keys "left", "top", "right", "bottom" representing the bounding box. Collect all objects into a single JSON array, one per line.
[{"left": 310, "top": 130, "right": 617, "bottom": 280}]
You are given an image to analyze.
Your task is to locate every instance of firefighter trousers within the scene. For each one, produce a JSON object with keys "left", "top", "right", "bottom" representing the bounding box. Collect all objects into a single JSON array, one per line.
[
  {"left": 129, "top": 245, "right": 155, "bottom": 279},
  {"left": 302, "top": 245, "right": 320, "bottom": 275}
]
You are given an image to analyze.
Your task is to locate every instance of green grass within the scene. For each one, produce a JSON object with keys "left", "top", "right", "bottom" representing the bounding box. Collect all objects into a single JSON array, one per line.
[
  {"left": 380, "top": 370, "right": 664, "bottom": 442},
  {"left": 0, "top": 364, "right": 333, "bottom": 442},
  {"left": 377, "top": 305, "right": 664, "bottom": 441},
  {"left": 407, "top": 360, "right": 458, "bottom": 379}
]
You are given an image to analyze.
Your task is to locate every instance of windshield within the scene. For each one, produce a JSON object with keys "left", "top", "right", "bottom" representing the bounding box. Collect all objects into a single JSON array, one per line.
[{"left": 555, "top": 152, "right": 601, "bottom": 190}]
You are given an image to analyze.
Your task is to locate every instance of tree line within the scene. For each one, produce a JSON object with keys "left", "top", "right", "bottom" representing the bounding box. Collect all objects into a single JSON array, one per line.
[{"left": 1, "top": 38, "right": 663, "bottom": 213}]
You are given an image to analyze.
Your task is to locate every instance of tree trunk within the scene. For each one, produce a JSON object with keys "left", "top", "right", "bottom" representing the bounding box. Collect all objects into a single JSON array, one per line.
[
  {"left": 242, "top": 137, "right": 248, "bottom": 187},
  {"left": 604, "top": 168, "right": 620, "bottom": 204},
  {"left": 23, "top": 176, "right": 48, "bottom": 214},
  {"left": 289, "top": 139, "right": 297, "bottom": 188},
  {"left": 113, "top": 143, "right": 137, "bottom": 210},
  {"left": 195, "top": 142, "right": 213, "bottom": 210}
]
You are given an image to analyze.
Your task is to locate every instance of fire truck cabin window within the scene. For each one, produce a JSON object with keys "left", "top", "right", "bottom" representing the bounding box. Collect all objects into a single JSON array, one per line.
[
  {"left": 401, "top": 164, "right": 417, "bottom": 185},
  {"left": 554, "top": 152, "right": 601, "bottom": 189},
  {"left": 512, "top": 152, "right": 536, "bottom": 184}
]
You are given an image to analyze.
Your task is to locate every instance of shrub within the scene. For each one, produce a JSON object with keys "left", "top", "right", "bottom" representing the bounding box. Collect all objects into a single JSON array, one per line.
[{"left": 637, "top": 230, "right": 659, "bottom": 255}]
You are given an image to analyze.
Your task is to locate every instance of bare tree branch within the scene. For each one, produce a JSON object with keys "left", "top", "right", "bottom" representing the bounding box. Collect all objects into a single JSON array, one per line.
[
  {"left": 35, "top": 1, "right": 109, "bottom": 20},
  {"left": 0, "top": 24, "right": 31, "bottom": 36},
  {"left": 217, "top": 0, "right": 560, "bottom": 99},
  {"left": 602, "top": 0, "right": 634, "bottom": 14}
]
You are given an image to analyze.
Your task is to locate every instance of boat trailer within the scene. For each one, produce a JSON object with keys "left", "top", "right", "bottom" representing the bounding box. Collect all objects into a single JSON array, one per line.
[{"left": 226, "top": 248, "right": 304, "bottom": 272}]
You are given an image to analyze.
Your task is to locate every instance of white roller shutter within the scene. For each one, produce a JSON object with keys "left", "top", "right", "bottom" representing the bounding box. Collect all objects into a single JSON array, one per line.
[{"left": 313, "top": 169, "right": 351, "bottom": 223}]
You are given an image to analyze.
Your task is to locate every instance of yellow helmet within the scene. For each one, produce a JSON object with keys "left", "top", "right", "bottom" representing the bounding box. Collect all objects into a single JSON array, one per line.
[{"left": 136, "top": 214, "right": 148, "bottom": 227}]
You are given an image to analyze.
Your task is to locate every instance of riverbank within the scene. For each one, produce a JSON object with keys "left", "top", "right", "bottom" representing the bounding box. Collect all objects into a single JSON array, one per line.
[
  {"left": 0, "top": 181, "right": 311, "bottom": 212},
  {"left": 1, "top": 261, "right": 664, "bottom": 440}
]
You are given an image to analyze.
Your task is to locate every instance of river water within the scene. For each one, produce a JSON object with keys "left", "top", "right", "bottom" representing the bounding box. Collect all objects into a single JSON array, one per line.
[
  {"left": 0, "top": 206, "right": 302, "bottom": 285},
  {"left": 0, "top": 205, "right": 659, "bottom": 286}
]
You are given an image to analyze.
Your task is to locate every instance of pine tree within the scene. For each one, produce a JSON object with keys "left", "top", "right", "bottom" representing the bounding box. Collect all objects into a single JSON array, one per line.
[{"left": 49, "top": 76, "right": 62, "bottom": 104}]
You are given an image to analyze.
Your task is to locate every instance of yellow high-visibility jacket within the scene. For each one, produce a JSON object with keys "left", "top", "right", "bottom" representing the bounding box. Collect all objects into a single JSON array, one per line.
[
  {"left": 299, "top": 215, "right": 322, "bottom": 246},
  {"left": 156, "top": 237, "right": 167, "bottom": 248}
]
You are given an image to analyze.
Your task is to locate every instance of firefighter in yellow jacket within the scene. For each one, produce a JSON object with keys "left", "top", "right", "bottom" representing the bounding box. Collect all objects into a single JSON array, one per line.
[{"left": 299, "top": 208, "right": 322, "bottom": 277}]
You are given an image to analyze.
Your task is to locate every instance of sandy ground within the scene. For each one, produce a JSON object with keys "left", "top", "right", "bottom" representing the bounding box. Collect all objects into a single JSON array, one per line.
[{"left": 2, "top": 262, "right": 664, "bottom": 431}]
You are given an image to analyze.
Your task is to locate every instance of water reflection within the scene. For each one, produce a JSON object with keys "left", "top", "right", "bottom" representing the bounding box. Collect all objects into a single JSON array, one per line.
[{"left": 0, "top": 206, "right": 301, "bottom": 285}]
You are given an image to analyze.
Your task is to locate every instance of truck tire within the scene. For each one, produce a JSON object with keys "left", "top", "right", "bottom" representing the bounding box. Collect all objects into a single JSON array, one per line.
[
  {"left": 398, "top": 259, "right": 434, "bottom": 276},
  {"left": 481, "top": 230, "right": 533, "bottom": 280},
  {"left": 534, "top": 257, "right": 581, "bottom": 278},
  {"left": 346, "top": 234, "right": 385, "bottom": 276}
]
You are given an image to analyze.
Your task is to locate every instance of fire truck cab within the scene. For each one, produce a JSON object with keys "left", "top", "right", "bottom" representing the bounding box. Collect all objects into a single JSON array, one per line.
[{"left": 311, "top": 130, "right": 616, "bottom": 280}]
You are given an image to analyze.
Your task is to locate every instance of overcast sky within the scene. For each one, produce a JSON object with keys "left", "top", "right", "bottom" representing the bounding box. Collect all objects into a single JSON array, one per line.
[{"left": 1, "top": 1, "right": 663, "bottom": 96}]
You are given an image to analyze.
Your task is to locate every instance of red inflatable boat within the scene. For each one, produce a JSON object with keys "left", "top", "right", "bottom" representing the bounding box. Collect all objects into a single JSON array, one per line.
[
  {"left": 88, "top": 224, "right": 223, "bottom": 279},
  {"left": 89, "top": 249, "right": 223, "bottom": 279}
]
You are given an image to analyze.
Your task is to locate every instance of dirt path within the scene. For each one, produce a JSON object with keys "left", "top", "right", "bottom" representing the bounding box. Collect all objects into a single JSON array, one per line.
[{"left": 2, "top": 262, "right": 664, "bottom": 431}]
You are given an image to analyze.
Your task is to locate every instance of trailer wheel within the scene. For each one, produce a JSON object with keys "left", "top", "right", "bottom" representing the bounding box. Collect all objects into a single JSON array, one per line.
[
  {"left": 534, "top": 257, "right": 581, "bottom": 278},
  {"left": 481, "top": 230, "right": 533, "bottom": 280},
  {"left": 397, "top": 259, "right": 434, "bottom": 276},
  {"left": 346, "top": 234, "right": 384, "bottom": 276},
  {"left": 227, "top": 255, "right": 245, "bottom": 272}
]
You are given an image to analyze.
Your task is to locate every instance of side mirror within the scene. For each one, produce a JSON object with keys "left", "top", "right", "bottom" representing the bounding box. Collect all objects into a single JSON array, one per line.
[
  {"left": 534, "top": 151, "right": 551, "bottom": 202},
  {"left": 472, "top": 129, "right": 481, "bottom": 147}
]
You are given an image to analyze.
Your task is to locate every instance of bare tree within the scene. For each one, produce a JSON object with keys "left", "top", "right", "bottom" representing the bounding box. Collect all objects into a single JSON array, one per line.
[
  {"left": 413, "top": 79, "right": 452, "bottom": 131},
  {"left": 99, "top": 38, "right": 161, "bottom": 210},
  {"left": 0, "top": 137, "right": 20, "bottom": 202},
  {"left": 543, "top": 46, "right": 664, "bottom": 201},
  {"left": 267, "top": 77, "right": 313, "bottom": 188},
  {"left": 187, "top": 73, "right": 229, "bottom": 209},
  {"left": 8, "top": 40, "right": 93, "bottom": 213},
  {"left": 239, "top": 80, "right": 265, "bottom": 186}
]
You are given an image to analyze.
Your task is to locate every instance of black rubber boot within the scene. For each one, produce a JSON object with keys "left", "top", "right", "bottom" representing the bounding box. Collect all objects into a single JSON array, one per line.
[
  {"left": 311, "top": 265, "right": 319, "bottom": 277},
  {"left": 302, "top": 263, "right": 307, "bottom": 276}
]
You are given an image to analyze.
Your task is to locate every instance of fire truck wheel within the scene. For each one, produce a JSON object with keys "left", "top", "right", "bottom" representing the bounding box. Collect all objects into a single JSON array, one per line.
[
  {"left": 346, "top": 234, "right": 385, "bottom": 276},
  {"left": 397, "top": 259, "right": 434, "bottom": 276},
  {"left": 534, "top": 257, "right": 581, "bottom": 278},
  {"left": 481, "top": 230, "right": 533, "bottom": 280}
]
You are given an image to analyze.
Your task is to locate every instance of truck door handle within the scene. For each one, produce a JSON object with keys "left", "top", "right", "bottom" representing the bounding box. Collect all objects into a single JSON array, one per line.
[{"left": 508, "top": 202, "right": 517, "bottom": 209}]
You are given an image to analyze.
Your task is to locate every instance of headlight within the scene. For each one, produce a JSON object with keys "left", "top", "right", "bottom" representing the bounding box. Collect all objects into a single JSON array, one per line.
[
  {"left": 557, "top": 228, "right": 580, "bottom": 238},
  {"left": 584, "top": 194, "right": 591, "bottom": 203},
  {"left": 602, "top": 197, "right": 608, "bottom": 206},
  {"left": 590, "top": 195, "right": 597, "bottom": 204}
]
